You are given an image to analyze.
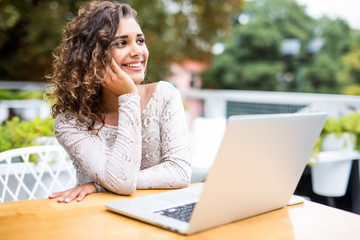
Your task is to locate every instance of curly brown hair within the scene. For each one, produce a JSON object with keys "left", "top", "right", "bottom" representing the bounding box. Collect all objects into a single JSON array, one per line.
[{"left": 46, "top": 1, "right": 137, "bottom": 130}]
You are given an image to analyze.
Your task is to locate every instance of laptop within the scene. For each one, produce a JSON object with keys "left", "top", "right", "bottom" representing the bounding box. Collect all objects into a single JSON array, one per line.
[{"left": 106, "top": 112, "right": 327, "bottom": 235}]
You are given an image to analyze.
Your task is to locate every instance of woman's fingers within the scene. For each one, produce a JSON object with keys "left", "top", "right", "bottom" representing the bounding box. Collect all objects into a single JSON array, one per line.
[
  {"left": 49, "top": 183, "right": 97, "bottom": 203},
  {"left": 77, "top": 191, "right": 87, "bottom": 202},
  {"left": 48, "top": 192, "right": 61, "bottom": 199},
  {"left": 111, "top": 57, "right": 122, "bottom": 73},
  {"left": 63, "top": 189, "right": 81, "bottom": 203},
  {"left": 102, "top": 58, "right": 137, "bottom": 95},
  {"left": 48, "top": 187, "right": 79, "bottom": 203},
  {"left": 49, "top": 191, "right": 70, "bottom": 202},
  {"left": 107, "top": 58, "right": 127, "bottom": 82}
]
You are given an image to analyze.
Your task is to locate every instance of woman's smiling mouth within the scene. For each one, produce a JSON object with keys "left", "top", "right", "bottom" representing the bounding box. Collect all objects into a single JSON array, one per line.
[{"left": 122, "top": 61, "right": 143, "bottom": 71}]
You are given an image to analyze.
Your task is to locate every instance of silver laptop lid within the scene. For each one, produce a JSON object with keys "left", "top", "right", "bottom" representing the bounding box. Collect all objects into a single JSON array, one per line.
[{"left": 187, "top": 112, "right": 326, "bottom": 234}]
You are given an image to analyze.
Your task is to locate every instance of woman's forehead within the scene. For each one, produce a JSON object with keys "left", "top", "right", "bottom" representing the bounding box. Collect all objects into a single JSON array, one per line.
[{"left": 116, "top": 18, "right": 143, "bottom": 36}]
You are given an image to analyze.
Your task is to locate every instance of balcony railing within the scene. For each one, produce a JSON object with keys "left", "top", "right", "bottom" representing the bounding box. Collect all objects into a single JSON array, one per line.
[{"left": 181, "top": 88, "right": 360, "bottom": 120}]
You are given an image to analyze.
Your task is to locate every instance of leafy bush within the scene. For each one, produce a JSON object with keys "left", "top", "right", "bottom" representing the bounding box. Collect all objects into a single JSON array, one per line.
[
  {"left": 320, "top": 112, "right": 360, "bottom": 151},
  {"left": 0, "top": 89, "right": 44, "bottom": 100},
  {"left": 0, "top": 89, "right": 14, "bottom": 100},
  {"left": 0, "top": 116, "right": 54, "bottom": 153},
  {"left": 310, "top": 112, "right": 360, "bottom": 164}
]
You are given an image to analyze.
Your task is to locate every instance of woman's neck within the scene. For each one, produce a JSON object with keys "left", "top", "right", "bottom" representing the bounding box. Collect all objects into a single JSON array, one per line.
[{"left": 100, "top": 88, "right": 119, "bottom": 114}]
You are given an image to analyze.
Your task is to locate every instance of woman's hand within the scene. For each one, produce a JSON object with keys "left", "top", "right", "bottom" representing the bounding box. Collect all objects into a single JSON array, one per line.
[
  {"left": 102, "top": 58, "right": 138, "bottom": 96},
  {"left": 49, "top": 182, "right": 97, "bottom": 203}
]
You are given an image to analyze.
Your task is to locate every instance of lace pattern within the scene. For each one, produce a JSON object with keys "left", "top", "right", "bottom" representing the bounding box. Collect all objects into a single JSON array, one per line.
[{"left": 54, "top": 81, "right": 191, "bottom": 194}]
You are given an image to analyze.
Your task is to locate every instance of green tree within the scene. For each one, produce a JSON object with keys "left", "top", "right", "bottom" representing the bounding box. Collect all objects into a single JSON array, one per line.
[
  {"left": 0, "top": 0, "right": 71, "bottom": 81},
  {"left": 303, "top": 17, "right": 352, "bottom": 93},
  {"left": 0, "top": 0, "right": 244, "bottom": 83},
  {"left": 339, "top": 30, "right": 360, "bottom": 95},
  {"left": 202, "top": 0, "right": 314, "bottom": 90},
  {"left": 202, "top": 0, "right": 353, "bottom": 93}
]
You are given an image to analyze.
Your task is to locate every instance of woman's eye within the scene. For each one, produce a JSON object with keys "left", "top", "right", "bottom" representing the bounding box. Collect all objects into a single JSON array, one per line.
[
  {"left": 137, "top": 38, "right": 145, "bottom": 44},
  {"left": 116, "top": 41, "right": 126, "bottom": 47}
]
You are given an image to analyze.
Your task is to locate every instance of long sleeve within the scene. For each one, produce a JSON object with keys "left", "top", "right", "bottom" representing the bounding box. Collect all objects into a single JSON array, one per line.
[
  {"left": 136, "top": 84, "right": 192, "bottom": 189},
  {"left": 54, "top": 93, "right": 142, "bottom": 195}
]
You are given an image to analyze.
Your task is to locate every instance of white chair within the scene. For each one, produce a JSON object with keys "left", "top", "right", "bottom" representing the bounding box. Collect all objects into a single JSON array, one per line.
[{"left": 0, "top": 145, "right": 76, "bottom": 202}]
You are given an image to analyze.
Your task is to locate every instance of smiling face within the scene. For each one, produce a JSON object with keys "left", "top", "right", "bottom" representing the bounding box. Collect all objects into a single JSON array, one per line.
[{"left": 111, "top": 17, "right": 149, "bottom": 85}]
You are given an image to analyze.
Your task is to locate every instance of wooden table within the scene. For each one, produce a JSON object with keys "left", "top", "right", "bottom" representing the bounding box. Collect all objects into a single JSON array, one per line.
[{"left": 1, "top": 187, "right": 359, "bottom": 240}]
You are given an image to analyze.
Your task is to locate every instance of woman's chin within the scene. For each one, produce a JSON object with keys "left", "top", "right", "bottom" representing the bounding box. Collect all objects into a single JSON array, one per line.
[{"left": 132, "top": 77, "right": 145, "bottom": 85}]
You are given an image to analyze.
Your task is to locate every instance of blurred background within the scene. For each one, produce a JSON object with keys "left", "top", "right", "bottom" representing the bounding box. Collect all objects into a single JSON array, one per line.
[
  {"left": 0, "top": 0, "right": 359, "bottom": 94},
  {"left": 1, "top": 0, "right": 360, "bottom": 212}
]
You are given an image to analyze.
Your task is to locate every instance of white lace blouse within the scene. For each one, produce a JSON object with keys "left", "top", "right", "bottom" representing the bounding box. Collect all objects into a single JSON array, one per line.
[{"left": 54, "top": 81, "right": 191, "bottom": 195}]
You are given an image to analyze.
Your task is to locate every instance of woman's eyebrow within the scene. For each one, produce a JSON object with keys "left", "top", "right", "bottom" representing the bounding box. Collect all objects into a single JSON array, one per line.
[{"left": 114, "top": 33, "right": 144, "bottom": 40}]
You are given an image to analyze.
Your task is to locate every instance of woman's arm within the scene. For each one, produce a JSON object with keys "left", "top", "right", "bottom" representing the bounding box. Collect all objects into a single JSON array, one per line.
[
  {"left": 137, "top": 85, "right": 192, "bottom": 189},
  {"left": 55, "top": 93, "right": 142, "bottom": 195}
]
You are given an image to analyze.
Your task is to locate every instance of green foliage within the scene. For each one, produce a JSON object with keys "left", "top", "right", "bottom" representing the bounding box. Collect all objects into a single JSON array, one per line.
[
  {"left": 339, "top": 30, "right": 360, "bottom": 93},
  {"left": 311, "top": 113, "right": 360, "bottom": 156},
  {"left": 0, "top": 0, "right": 244, "bottom": 83},
  {"left": 202, "top": 0, "right": 353, "bottom": 93},
  {"left": 341, "top": 85, "right": 360, "bottom": 95},
  {"left": 16, "top": 90, "right": 44, "bottom": 99},
  {"left": 323, "top": 113, "right": 360, "bottom": 135},
  {"left": 303, "top": 54, "right": 339, "bottom": 93},
  {"left": 322, "top": 117, "right": 343, "bottom": 136},
  {"left": 0, "top": 89, "right": 44, "bottom": 100},
  {"left": 342, "top": 113, "right": 360, "bottom": 150},
  {"left": 320, "top": 113, "right": 360, "bottom": 150},
  {"left": 302, "top": 17, "right": 352, "bottom": 93},
  {"left": 0, "top": 116, "right": 55, "bottom": 153},
  {"left": 0, "top": 0, "right": 69, "bottom": 81},
  {"left": 0, "top": 89, "right": 13, "bottom": 100}
]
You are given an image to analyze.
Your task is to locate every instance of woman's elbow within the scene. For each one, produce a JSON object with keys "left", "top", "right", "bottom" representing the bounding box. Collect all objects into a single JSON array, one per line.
[
  {"left": 173, "top": 171, "right": 192, "bottom": 189},
  {"left": 106, "top": 177, "right": 137, "bottom": 195},
  {"left": 114, "top": 186, "right": 136, "bottom": 195},
  {"left": 172, "top": 163, "right": 192, "bottom": 188},
  {"left": 176, "top": 180, "right": 190, "bottom": 189},
  {"left": 181, "top": 165, "right": 192, "bottom": 187}
]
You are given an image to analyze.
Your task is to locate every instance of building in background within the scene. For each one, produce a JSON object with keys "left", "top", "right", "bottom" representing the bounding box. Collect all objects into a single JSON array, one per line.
[{"left": 167, "top": 60, "right": 208, "bottom": 126}]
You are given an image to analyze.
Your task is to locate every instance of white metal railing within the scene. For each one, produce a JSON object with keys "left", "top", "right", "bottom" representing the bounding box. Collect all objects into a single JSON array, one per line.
[
  {"left": 0, "top": 80, "right": 47, "bottom": 90},
  {"left": 0, "top": 81, "right": 50, "bottom": 122},
  {"left": 182, "top": 89, "right": 360, "bottom": 119},
  {"left": 0, "top": 99, "right": 50, "bottom": 122}
]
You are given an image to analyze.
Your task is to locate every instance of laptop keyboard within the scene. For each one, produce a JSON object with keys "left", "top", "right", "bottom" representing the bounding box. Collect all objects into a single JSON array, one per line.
[{"left": 154, "top": 202, "right": 196, "bottom": 222}]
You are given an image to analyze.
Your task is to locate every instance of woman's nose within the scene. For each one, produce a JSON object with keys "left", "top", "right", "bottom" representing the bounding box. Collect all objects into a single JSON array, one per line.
[{"left": 129, "top": 43, "right": 142, "bottom": 57}]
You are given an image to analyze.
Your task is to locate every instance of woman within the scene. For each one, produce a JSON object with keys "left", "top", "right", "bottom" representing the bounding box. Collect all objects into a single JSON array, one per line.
[{"left": 47, "top": 0, "right": 191, "bottom": 203}]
